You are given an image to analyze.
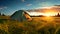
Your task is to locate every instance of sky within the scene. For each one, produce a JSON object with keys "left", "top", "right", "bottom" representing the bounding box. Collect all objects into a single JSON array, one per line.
[{"left": 0, "top": 0, "right": 60, "bottom": 16}]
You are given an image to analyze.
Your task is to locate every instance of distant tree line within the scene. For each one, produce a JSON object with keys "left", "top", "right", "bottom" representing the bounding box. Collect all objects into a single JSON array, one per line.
[{"left": 0, "top": 12, "right": 5, "bottom": 16}]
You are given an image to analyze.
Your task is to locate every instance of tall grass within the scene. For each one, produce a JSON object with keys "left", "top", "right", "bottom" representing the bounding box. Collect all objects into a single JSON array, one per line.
[{"left": 0, "top": 17, "right": 60, "bottom": 34}]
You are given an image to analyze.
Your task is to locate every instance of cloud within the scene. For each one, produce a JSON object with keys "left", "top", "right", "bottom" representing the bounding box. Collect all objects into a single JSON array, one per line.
[
  {"left": 21, "top": 8, "right": 25, "bottom": 10},
  {"left": 35, "top": 0, "right": 40, "bottom": 2},
  {"left": 35, "top": 5, "right": 60, "bottom": 9},
  {"left": 0, "top": 6, "right": 7, "bottom": 10},
  {"left": 26, "top": 4, "right": 32, "bottom": 6},
  {"left": 21, "top": 0, "right": 25, "bottom": 2},
  {"left": 54, "top": 5, "right": 60, "bottom": 6},
  {"left": 53, "top": 5, "right": 60, "bottom": 8}
]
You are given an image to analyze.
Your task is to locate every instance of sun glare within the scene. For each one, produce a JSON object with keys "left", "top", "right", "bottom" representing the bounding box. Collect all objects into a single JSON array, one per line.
[
  {"left": 45, "top": 14, "right": 51, "bottom": 17},
  {"left": 29, "top": 12, "right": 56, "bottom": 17},
  {"left": 29, "top": 8, "right": 57, "bottom": 17},
  {"left": 43, "top": 9, "right": 57, "bottom": 17},
  {"left": 44, "top": 12, "right": 56, "bottom": 17}
]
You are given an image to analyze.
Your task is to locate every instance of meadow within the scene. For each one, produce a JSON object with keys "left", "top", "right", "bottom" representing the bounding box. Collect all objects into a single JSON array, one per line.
[{"left": 0, "top": 17, "right": 60, "bottom": 34}]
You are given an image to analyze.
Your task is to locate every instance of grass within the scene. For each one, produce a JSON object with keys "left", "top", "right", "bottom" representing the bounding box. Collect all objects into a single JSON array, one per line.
[{"left": 0, "top": 17, "right": 60, "bottom": 34}]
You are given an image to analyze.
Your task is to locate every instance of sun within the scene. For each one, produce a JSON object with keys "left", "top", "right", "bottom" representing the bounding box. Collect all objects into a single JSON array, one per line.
[
  {"left": 43, "top": 13, "right": 51, "bottom": 17},
  {"left": 44, "top": 12, "right": 56, "bottom": 17},
  {"left": 44, "top": 14, "right": 51, "bottom": 17}
]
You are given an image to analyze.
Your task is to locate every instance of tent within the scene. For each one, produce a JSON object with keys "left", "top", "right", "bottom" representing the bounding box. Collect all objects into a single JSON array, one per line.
[{"left": 10, "top": 10, "right": 32, "bottom": 21}]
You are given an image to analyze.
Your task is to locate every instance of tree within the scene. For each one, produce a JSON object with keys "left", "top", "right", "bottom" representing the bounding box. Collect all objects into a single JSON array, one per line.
[
  {"left": 0, "top": 12, "right": 1, "bottom": 16},
  {"left": 2, "top": 14, "right": 5, "bottom": 16}
]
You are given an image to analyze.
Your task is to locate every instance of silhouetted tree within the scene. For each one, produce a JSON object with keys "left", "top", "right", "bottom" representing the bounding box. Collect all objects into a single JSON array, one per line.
[
  {"left": 0, "top": 12, "right": 1, "bottom": 16},
  {"left": 57, "top": 13, "right": 60, "bottom": 16},
  {"left": 2, "top": 14, "right": 5, "bottom": 16}
]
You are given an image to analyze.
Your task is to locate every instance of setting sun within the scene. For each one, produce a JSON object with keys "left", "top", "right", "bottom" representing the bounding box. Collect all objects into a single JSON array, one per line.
[
  {"left": 29, "top": 11, "right": 57, "bottom": 17},
  {"left": 43, "top": 9, "right": 57, "bottom": 17},
  {"left": 44, "top": 13, "right": 53, "bottom": 17},
  {"left": 44, "top": 12, "right": 57, "bottom": 17}
]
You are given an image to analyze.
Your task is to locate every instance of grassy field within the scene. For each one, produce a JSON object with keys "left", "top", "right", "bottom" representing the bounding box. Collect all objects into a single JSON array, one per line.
[{"left": 0, "top": 17, "right": 60, "bottom": 34}]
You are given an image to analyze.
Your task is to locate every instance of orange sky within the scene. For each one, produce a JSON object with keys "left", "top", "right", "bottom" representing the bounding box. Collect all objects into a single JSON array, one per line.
[{"left": 28, "top": 6, "right": 60, "bottom": 16}]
